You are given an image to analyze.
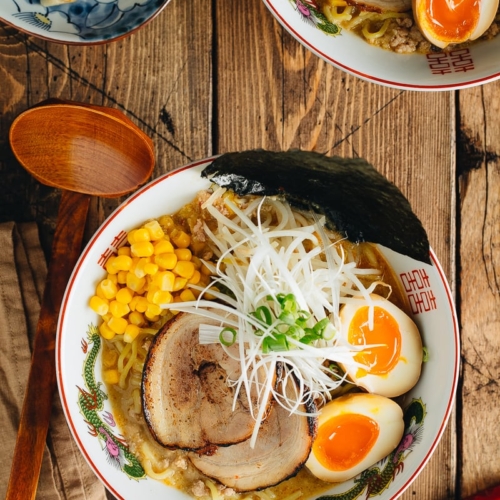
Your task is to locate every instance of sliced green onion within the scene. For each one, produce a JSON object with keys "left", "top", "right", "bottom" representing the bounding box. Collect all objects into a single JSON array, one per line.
[
  {"left": 422, "top": 346, "right": 429, "bottom": 362},
  {"left": 251, "top": 305, "right": 273, "bottom": 326},
  {"left": 322, "top": 322, "right": 336, "bottom": 340},
  {"left": 279, "top": 311, "right": 296, "bottom": 326},
  {"left": 263, "top": 334, "right": 289, "bottom": 353},
  {"left": 219, "top": 327, "right": 237, "bottom": 346}
]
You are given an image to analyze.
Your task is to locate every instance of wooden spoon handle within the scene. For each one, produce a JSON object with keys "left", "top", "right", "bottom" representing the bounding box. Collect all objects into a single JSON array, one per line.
[{"left": 6, "top": 190, "right": 91, "bottom": 500}]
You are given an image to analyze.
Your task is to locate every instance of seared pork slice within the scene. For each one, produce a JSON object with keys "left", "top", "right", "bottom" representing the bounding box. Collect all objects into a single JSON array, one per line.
[
  {"left": 188, "top": 377, "right": 317, "bottom": 491},
  {"left": 142, "top": 311, "right": 273, "bottom": 450}
]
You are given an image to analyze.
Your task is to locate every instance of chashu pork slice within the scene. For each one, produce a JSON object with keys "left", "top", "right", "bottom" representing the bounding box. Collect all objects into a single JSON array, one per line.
[
  {"left": 142, "top": 311, "right": 274, "bottom": 450},
  {"left": 188, "top": 377, "right": 317, "bottom": 492}
]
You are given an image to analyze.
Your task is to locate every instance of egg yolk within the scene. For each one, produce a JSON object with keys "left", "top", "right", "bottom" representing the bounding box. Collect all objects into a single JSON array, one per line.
[
  {"left": 313, "top": 413, "right": 379, "bottom": 471},
  {"left": 423, "top": 0, "right": 480, "bottom": 42},
  {"left": 348, "top": 306, "right": 401, "bottom": 377}
]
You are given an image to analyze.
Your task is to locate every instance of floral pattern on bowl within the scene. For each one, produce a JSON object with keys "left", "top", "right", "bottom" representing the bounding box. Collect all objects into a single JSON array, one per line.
[
  {"left": 1, "top": 0, "right": 170, "bottom": 44},
  {"left": 290, "top": 0, "right": 340, "bottom": 36}
]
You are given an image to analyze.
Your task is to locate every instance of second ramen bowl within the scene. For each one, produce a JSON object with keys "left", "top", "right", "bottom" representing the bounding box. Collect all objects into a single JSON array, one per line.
[
  {"left": 56, "top": 156, "right": 460, "bottom": 500},
  {"left": 263, "top": 0, "right": 500, "bottom": 90}
]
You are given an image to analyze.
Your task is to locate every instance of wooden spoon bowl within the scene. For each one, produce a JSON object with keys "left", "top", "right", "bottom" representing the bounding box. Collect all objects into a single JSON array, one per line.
[{"left": 9, "top": 100, "right": 154, "bottom": 197}]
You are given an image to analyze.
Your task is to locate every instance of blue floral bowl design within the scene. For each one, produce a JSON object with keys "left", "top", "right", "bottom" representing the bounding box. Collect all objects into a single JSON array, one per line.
[{"left": 0, "top": 0, "right": 171, "bottom": 44}]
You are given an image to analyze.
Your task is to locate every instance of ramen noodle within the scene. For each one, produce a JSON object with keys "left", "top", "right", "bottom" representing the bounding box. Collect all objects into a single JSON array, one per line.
[{"left": 94, "top": 189, "right": 414, "bottom": 499}]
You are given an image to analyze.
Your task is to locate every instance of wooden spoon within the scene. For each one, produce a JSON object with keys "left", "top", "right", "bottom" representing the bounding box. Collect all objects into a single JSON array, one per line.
[{"left": 6, "top": 99, "right": 155, "bottom": 500}]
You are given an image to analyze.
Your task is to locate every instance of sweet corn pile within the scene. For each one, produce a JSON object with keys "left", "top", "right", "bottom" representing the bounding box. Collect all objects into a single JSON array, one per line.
[{"left": 89, "top": 216, "right": 214, "bottom": 345}]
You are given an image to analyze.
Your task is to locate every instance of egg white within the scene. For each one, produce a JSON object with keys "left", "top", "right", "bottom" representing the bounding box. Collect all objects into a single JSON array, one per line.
[
  {"left": 339, "top": 294, "right": 422, "bottom": 398},
  {"left": 306, "top": 393, "right": 404, "bottom": 483}
]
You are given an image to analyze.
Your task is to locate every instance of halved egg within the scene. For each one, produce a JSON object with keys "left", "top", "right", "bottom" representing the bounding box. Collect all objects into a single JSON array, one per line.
[
  {"left": 339, "top": 294, "right": 422, "bottom": 398},
  {"left": 306, "top": 393, "right": 404, "bottom": 482},
  {"left": 413, "top": 0, "right": 499, "bottom": 49}
]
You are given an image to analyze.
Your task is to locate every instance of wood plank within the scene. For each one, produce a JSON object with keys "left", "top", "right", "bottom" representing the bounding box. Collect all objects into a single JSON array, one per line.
[
  {"left": 458, "top": 79, "right": 500, "bottom": 498},
  {"left": 216, "top": 1, "right": 456, "bottom": 498},
  {"left": 0, "top": 0, "right": 212, "bottom": 254}
]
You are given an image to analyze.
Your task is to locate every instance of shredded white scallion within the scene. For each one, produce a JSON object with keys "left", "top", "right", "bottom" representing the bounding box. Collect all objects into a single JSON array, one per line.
[{"left": 161, "top": 191, "right": 383, "bottom": 446}]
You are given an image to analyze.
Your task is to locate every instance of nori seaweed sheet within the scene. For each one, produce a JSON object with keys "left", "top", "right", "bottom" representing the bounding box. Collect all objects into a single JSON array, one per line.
[{"left": 201, "top": 150, "right": 431, "bottom": 265}]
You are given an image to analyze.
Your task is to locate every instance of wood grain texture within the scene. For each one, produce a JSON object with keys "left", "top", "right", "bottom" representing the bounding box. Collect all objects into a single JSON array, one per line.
[
  {"left": 7, "top": 0, "right": 499, "bottom": 497},
  {"left": 5, "top": 190, "right": 90, "bottom": 500},
  {"left": 458, "top": 79, "right": 500, "bottom": 499},
  {"left": 0, "top": 0, "right": 212, "bottom": 252},
  {"left": 215, "top": 1, "right": 456, "bottom": 499}
]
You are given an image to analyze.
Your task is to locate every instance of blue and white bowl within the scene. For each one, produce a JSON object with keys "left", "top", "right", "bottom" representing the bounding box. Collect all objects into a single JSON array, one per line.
[{"left": 0, "top": 0, "right": 171, "bottom": 44}]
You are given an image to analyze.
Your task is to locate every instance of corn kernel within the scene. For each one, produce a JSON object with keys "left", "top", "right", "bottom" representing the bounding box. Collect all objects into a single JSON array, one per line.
[
  {"left": 126, "top": 272, "right": 146, "bottom": 293},
  {"left": 190, "top": 240, "right": 206, "bottom": 254},
  {"left": 158, "top": 215, "right": 175, "bottom": 231},
  {"left": 155, "top": 252, "right": 177, "bottom": 270},
  {"left": 170, "top": 229, "right": 191, "bottom": 248},
  {"left": 146, "top": 285, "right": 160, "bottom": 304},
  {"left": 201, "top": 263, "right": 212, "bottom": 276},
  {"left": 153, "top": 271, "right": 176, "bottom": 291},
  {"left": 134, "top": 258, "right": 151, "bottom": 278},
  {"left": 144, "top": 220, "right": 165, "bottom": 241},
  {"left": 173, "top": 276, "right": 188, "bottom": 291},
  {"left": 99, "top": 322, "right": 116, "bottom": 340},
  {"left": 127, "top": 230, "right": 137, "bottom": 245},
  {"left": 129, "top": 311, "right": 145, "bottom": 326},
  {"left": 180, "top": 289, "right": 196, "bottom": 302},
  {"left": 105, "top": 256, "right": 119, "bottom": 275},
  {"left": 129, "top": 295, "right": 139, "bottom": 312},
  {"left": 154, "top": 239, "right": 174, "bottom": 255},
  {"left": 116, "top": 287, "right": 134, "bottom": 304},
  {"left": 109, "top": 300, "right": 130, "bottom": 318},
  {"left": 191, "top": 256, "right": 202, "bottom": 269},
  {"left": 107, "top": 316, "right": 128, "bottom": 334},
  {"left": 152, "top": 290, "right": 173, "bottom": 305},
  {"left": 175, "top": 248, "right": 192, "bottom": 261},
  {"left": 113, "top": 254, "right": 133, "bottom": 271},
  {"left": 144, "top": 262, "right": 159, "bottom": 275},
  {"left": 102, "top": 313, "right": 112, "bottom": 323},
  {"left": 117, "top": 270, "right": 128, "bottom": 285},
  {"left": 198, "top": 274, "right": 212, "bottom": 287},
  {"left": 173, "top": 261, "right": 195, "bottom": 279},
  {"left": 128, "top": 228, "right": 150, "bottom": 244},
  {"left": 135, "top": 296, "right": 149, "bottom": 313},
  {"left": 97, "top": 279, "right": 118, "bottom": 299},
  {"left": 123, "top": 324, "right": 141, "bottom": 343},
  {"left": 145, "top": 303, "right": 161, "bottom": 320},
  {"left": 131, "top": 241, "right": 154, "bottom": 258},
  {"left": 107, "top": 273, "right": 118, "bottom": 285},
  {"left": 102, "top": 369, "right": 120, "bottom": 384},
  {"left": 189, "top": 269, "right": 201, "bottom": 285},
  {"left": 89, "top": 295, "right": 109, "bottom": 316},
  {"left": 118, "top": 246, "right": 131, "bottom": 256}
]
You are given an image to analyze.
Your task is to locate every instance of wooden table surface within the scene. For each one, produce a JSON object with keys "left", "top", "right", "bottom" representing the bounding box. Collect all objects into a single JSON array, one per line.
[{"left": 1, "top": 1, "right": 499, "bottom": 499}]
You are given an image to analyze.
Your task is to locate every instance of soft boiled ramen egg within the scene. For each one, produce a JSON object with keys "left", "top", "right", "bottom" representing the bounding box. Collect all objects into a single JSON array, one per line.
[
  {"left": 413, "top": 0, "right": 499, "bottom": 49},
  {"left": 306, "top": 393, "right": 404, "bottom": 482},
  {"left": 339, "top": 294, "right": 422, "bottom": 398}
]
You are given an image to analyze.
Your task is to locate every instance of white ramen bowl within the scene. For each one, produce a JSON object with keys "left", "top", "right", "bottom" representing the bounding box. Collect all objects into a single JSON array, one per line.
[
  {"left": 262, "top": 0, "right": 500, "bottom": 90},
  {"left": 56, "top": 157, "right": 460, "bottom": 500}
]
